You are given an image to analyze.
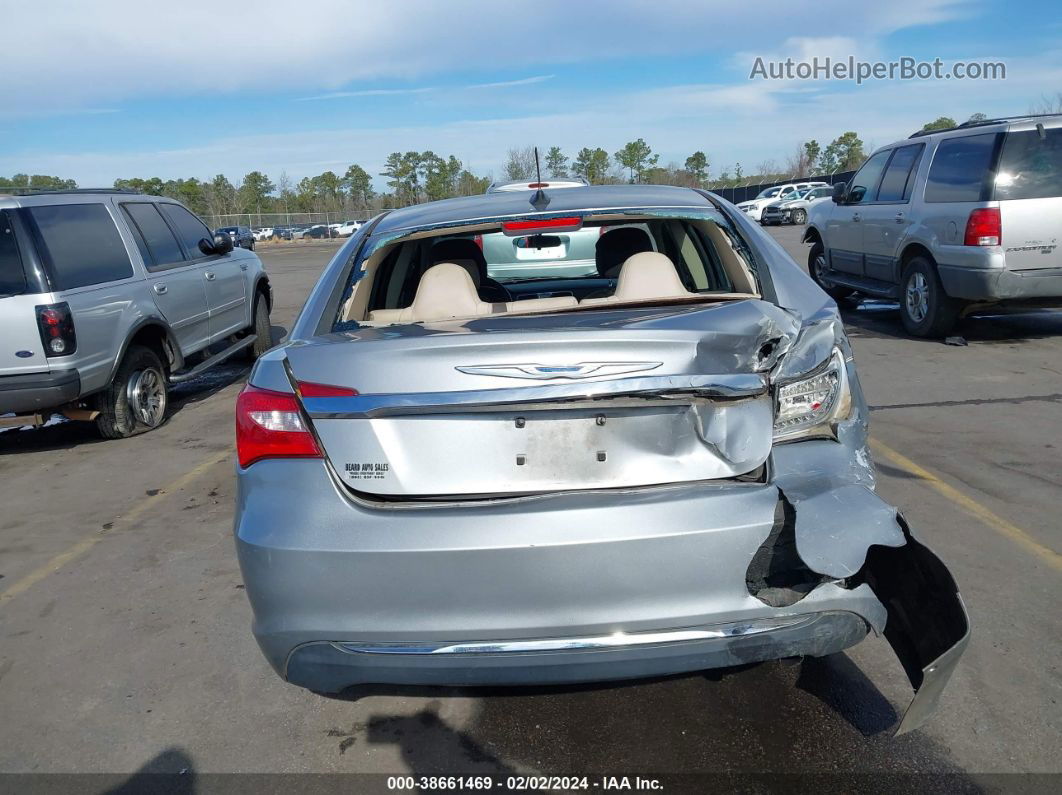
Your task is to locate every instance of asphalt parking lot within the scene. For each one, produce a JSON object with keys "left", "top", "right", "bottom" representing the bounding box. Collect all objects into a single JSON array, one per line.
[{"left": 1, "top": 232, "right": 1059, "bottom": 785}]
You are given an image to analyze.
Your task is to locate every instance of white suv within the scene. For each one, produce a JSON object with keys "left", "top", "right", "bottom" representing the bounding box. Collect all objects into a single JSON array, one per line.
[{"left": 736, "top": 182, "right": 827, "bottom": 222}]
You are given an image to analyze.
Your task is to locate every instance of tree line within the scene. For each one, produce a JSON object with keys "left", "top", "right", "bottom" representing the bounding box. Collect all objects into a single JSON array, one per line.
[{"left": 2, "top": 111, "right": 1002, "bottom": 217}]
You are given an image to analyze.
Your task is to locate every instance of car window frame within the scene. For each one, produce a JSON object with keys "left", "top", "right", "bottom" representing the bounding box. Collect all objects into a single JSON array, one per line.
[
  {"left": 660, "top": 219, "right": 732, "bottom": 293},
  {"left": 157, "top": 202, "right": 223, "bottom": 263},
  {"left": 871, "top": 143, "right": 926, "bottom": 204},
  {"left": 0, "top": 208, "right": 30, "bottom": 298},
  {"left": 923, "top": 132, "right": 1003, "bottom": 204},
  {"left": 22, "top": 202, "right": 137, "bottom": 292},
  {"left": 119, "top": 201, "right": 191, "bottom": 273},
  {"left": 992, "top": 126, "right": 1062, "bottom": 201},
  {"left": 844, "top": 150, "right": 893, "bottom": 205}
]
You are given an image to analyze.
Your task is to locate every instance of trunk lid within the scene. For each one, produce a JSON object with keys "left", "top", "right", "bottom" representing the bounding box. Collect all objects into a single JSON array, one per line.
[{"left": 287, "top": 300, "right": 800, "bottom": 498}]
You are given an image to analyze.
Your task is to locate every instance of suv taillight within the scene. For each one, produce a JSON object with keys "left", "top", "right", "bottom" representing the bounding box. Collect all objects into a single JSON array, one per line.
[
  {"left": 235, "top": 385, "right": 322, "bottom": 468},
  {"left": 35, "top": 302, "right": 76, "bottom": 357},
  {"left": 964, "top": 208, "right": 1001, "bottom": 246}
]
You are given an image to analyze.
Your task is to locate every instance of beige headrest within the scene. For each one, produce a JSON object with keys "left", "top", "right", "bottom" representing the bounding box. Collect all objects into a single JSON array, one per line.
[
  {"left": 612, "top": 251, "right": 693, "bottom": 301},
  {"left": 435, "top": 258, "right": 481, "bottom": 286},
  {"left": 407, "top": 262, "right": 492, "bottom": 322}
]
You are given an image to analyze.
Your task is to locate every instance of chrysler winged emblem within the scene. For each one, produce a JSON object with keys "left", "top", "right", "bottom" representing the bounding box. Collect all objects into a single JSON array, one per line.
[{"left": 455, "top": 362, "right": 662, "bottom": 380}]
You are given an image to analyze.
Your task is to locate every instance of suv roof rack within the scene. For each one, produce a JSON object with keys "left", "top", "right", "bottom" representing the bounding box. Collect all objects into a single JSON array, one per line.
[
  {"left": 0, "top": 187, "right": 142, "bottom": 196},
  {"left": 908, "top": 113, "right": 1061, "bottom": 138}
]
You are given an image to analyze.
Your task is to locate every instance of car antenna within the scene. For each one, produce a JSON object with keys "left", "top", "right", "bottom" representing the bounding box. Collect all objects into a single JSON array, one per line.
[{"left": 530, "top": 147, "right": 550, "bottom": 211}]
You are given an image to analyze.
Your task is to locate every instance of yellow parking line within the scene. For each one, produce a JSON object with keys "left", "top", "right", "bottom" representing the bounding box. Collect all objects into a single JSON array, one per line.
[
  {"left": 0, "top": 450, "right": 232, "bottom": 606},
  {"left": 870, "top": 438, "right": 1061, "bottom": 571}
]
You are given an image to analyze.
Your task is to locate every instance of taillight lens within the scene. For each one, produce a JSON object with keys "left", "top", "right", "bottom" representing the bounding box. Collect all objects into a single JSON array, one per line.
[
  {"left": 964, "top": 208, "right": 1001, "bottom": 246},
  {"left": 35, "top": 302, "right": 77, "bottom": 356},
  {"left": 235, "top": 385, "right": 322, "bottom": 468},
  {"left": 297, "top": 381, "right": 359, "bottom": 398},
  {"left": 473, "top": 234, "right": 483, "bottom": 251},
  {"left": 774, "top": 348, "right": 851, "bottom": 442}
]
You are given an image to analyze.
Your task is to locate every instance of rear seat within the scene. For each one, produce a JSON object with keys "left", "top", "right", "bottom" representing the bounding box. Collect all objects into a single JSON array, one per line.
[{"left": 369, "top": 263, "right": 576, "bottom": 324}]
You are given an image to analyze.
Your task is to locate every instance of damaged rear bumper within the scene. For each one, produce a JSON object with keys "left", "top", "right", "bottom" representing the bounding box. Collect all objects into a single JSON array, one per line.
[{"left": 236, "top": 438, "right": 967, "bottom": 732}]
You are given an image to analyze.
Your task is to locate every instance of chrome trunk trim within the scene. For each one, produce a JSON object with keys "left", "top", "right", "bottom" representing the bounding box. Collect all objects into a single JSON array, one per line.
[{"left": 301, "top": 373, "right": 768, "bottom": 419}]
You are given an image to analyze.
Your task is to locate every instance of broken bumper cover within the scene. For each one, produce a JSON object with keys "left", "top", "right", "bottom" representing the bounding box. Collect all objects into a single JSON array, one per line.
[
  {"left": 235, "top": 440, "right": 968, "bottom": 732},
  {"left": 285, "top": 612, "right": 871, "bottom": 692}
]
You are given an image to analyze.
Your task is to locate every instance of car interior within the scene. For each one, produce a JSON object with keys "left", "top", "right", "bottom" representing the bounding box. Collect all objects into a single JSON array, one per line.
[{"left": 337, "top": 215, "right": 761, "bottom": 327}]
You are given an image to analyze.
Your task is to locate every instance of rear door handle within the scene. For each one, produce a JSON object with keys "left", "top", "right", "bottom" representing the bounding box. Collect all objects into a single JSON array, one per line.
[
  {"left": 852, "top": 212, "right": 861, "bottom": 222},
  {"left": 204, "top": 272, "right": 216, "bottom": 281},
  {"left": 895, "top": 212, "right": 906, "bottom": 224},
  {"left": 240, "top": 263, "right": 249, "bottom": 271},
  {"left": 152, "top": 283, "right": 168, "bottom": 295}
]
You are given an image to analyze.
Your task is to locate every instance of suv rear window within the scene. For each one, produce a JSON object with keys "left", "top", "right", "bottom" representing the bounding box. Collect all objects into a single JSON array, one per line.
[
  {"left": 26, "top": 203, "right": 133, "bottom": 289},
  {"left": 0, "top": 210, "right": 27, "bottom": 297},
  {"left": 924, "top": 133, "right": 999, "bottom": 202},
  {"left": 994, "top": 127, "right": 1062, "bottom": 200}
]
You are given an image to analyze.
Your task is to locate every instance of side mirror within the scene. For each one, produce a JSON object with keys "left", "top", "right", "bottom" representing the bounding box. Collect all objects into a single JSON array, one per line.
[
  {"left": 831, "top": 182, "right": 847, "bottom": 204},
  {"left": 207, "top": 233, "right": 234, "bottom": 255}
]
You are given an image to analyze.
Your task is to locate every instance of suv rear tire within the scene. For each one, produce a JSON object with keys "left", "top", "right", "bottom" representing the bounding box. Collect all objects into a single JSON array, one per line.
[
  {"left": 807, "top": 242, "right": 855, "bottom": 303},
  {"left": 900, "top": 256, "right": 961, "bottom": 337},
  {"left": 95, "top": 345, "right": 168, "bottom": 438}
]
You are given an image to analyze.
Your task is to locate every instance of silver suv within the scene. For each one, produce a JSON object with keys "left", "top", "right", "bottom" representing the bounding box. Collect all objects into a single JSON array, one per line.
[
  {"left": 804, "top": 114, "right": 1062, "bottom": 336},
  {"left": 0, "top": 189, "right": 272, "bottom": 437}
]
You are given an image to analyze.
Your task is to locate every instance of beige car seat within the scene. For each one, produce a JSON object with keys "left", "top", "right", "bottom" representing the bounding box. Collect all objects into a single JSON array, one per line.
[{"left": 580, "top": 251, "right": 695, "bottom": 305}]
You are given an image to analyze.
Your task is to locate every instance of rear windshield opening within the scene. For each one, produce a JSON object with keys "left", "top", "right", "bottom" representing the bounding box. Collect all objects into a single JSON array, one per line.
[{"left": 335, "top": 212, "right": 761, "bottom": 329}]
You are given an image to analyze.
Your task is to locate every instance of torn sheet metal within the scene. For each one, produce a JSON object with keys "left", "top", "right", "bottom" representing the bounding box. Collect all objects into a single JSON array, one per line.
[
  {"left": 789, "top": 484, "right": 906, "bottom": 578},
  {"left": 772, "top": 307, "right": 844, "bottom": 383}
]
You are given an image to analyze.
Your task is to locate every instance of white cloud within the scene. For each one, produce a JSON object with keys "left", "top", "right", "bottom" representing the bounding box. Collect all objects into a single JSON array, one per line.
[
  {"left": 298, "top": 88, "right": 434, "bottom": 101},
  {"left": 297, "top": 74, "right": 556, "bottom": 101},
  {"left": 466, "top": 75, "right": 555, "bottom": 90},
  {"left": 3, "top": 0, "right": 973, "bottom": 113},
  {"left": 6, "top": 47, "right": 1056, "bottom": 189}
]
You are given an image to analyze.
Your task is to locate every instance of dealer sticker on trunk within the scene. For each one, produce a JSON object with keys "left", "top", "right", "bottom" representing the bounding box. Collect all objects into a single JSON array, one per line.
[{"left": 345, "top": 462, "right": 390, "bottom": 480}]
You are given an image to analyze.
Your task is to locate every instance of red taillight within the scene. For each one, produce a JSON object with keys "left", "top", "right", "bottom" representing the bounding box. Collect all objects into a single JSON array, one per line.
[
  {"left": 473, "top": 234, "right": 484, "bottom": 251},
  {"left": 964, "top": 208, "right": 1001, "bottom": 246},
  {"left": 527, "top": 182, "right": 548, "bottom": 189},
  {"left": 297, "top": 381, "right": 359, "bottom": 398},
  {"left": 235, "top": 385, "right": 321, "bottom": 468},
  {"left": 501, "top": 217, "right": 583, "bottom": 235},
  {"left": 35, "top": 302, "right": 76, "bottom": 357}
]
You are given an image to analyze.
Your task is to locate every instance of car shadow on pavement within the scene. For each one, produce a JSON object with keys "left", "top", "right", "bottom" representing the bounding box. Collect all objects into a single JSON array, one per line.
[
  {"left": 0, "top": 361, "right": 249, "bottom": 455},
  {"left": 102, "top": 747, "right": 197, "bottom": 794},
  {"left": 840, "top": 300, "right": 1062, "bottom": 345},
  {"left": 324, "top": 657, "right": 974, "bottom": 782}
]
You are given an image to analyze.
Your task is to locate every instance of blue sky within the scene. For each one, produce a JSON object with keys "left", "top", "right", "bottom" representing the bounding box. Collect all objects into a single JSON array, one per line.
[{"left": 1, "top": 0, "right": 1060, "bottom": 188}]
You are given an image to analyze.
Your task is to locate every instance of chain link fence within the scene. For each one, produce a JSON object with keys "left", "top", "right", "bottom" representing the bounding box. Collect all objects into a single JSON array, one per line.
[
  {"left": 205, "top": 211, "right": 375, "bottom": 231},
  {"left": 205, "top": 171, "right": 860, "bottom": 228}
]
